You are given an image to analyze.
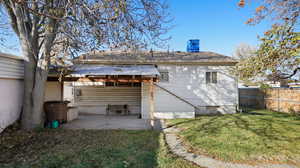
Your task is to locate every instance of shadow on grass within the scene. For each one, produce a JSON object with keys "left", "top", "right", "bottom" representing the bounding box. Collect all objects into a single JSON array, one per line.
[
  {"left": 168, "top": 109, "right": 300, "bottom": 150},
  {"left": 0, "top": 129, "right": 162, "bottom": 168}
]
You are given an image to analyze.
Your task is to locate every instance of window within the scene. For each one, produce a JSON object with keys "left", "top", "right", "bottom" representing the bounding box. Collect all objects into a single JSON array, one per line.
[
  {"left": 159, "top": 71, "right": 169, "bottom": 82},
  {"left": 206, "top": 106, "right": 220, "bottom": 110},
  {"left": 206, "top": 72, "right": 217, "bottom": 84}
]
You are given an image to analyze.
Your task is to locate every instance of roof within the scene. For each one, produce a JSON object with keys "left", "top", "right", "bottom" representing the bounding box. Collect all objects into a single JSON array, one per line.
[
  {"left": 74, "top": 51, "right": 237, "bottom": 65},
  {"left": 69, "top": 65, "right": 159, "bottom": 77},
  {"left": 0, "top": 52, "right": 23, "bottom": 61}
]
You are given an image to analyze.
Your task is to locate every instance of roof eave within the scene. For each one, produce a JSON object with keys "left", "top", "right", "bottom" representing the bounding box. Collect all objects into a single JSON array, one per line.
[
  {"left": 0, "top": 52, "right": 24, "bottom": 60},
  {"left": 73, "top": 59, "right": 238, "bottom": 66}
]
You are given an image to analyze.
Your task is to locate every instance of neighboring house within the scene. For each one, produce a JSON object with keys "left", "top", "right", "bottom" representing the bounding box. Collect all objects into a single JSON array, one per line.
[
  {"left": 68, "top": 50, "right": 238, "bottom": 119},
  {"left": 0, "top": 53, "right": 64, "bottom": 132},
  {"left": 0, "top": 53, "right": 24, "bottom": 132},
  {"left": 288, "top": 82, "right": 300, "bottom": 88}
]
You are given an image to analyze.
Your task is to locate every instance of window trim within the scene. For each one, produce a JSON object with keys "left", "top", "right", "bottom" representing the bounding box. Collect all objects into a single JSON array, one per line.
[
  {"left": 206, "top": 71, "right": 218, "bottom": 84},
  {"left": 159, "top": 71, "right": 169, "bottom": 82}
]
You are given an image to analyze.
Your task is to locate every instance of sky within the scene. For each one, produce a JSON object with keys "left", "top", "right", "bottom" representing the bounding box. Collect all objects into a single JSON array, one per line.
[
  {"left": 0, "top": 0, "right": 273, "bottom": 57},
  {"left": 167, "top": 0, "right": 272, "bottom": 56}
]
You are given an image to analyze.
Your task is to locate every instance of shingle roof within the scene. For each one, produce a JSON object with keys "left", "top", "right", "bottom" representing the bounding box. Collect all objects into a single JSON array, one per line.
[
  {"left": 69, "top": 65, "right": 159, "bottom": 77},
  {"left": 74, "top": 50, "right": 237, "bottom": 65},
  {"left": 0, "top": 52, "right": 23, "bottom": 60}
]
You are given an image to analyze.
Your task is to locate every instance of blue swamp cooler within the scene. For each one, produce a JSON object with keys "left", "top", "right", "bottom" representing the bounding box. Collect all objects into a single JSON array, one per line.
[{"left": 187, "top": 39, "right": 200, "bottom": 53}]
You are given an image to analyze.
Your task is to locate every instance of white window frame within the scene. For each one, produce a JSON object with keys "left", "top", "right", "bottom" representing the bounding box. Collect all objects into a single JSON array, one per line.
[
  {"left": 159, "top": 71, "right": 169, "bottom": 82},
  {"left": 206, "top": 71, "right": 217, "bottom": 84}
]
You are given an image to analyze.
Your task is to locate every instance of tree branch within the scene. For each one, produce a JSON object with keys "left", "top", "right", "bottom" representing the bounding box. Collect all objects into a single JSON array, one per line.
[
  {"left": 280, "top": 67, "right": 300, "bottom": 79},
  {"left": 2, "top": 1, "right": 19, "bottom": 36}
]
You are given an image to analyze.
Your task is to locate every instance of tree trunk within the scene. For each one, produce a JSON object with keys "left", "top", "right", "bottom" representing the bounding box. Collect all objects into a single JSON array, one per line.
[
  {"left": 21, "top": 48, "right": 48, "bottom": 130},
  {"left": 5, "top": 1, "right": 56, "bottom": 129}
]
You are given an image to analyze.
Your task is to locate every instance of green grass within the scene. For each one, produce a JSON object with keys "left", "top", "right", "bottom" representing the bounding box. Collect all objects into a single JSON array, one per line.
[
  {"left": 0, "top": 129, "right": 199, "bottom": 168},
  {"left": 167, "top": 109, "right": 300, "bottom": 165}
]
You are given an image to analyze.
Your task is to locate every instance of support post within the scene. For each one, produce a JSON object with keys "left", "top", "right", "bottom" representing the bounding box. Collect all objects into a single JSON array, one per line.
[
  {"left": 149, "top": 78, "right": 155, "bottom": 129},
  {"left": 60, "top": 81, "right": 64, "bottom": 102}
]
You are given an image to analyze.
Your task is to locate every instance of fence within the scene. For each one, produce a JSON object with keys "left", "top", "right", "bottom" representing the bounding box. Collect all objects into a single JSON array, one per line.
[{"left": 239, "top": 87, "right": 300, "bottom": 114}]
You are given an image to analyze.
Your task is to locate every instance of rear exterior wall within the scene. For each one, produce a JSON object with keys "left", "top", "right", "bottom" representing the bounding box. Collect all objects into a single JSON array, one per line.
[
  {"left": 75, "top": 86, "right": 141, "bottom": 115},
  {"left": 141, "top": 64, "right": 238, "bottom": 119}
]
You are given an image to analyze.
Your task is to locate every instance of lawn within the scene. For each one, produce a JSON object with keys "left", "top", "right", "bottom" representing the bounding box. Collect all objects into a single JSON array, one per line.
[
  {"left": 166, "top": 109, "right": 300, "bottom": 166},
  {"left": 0, "top": 128, "right": 199, "bottom": 168}
]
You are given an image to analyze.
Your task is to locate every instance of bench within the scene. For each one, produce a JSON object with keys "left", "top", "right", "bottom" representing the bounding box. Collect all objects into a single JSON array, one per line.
[{"left": 106, "top": 104, "right": 130, "bottom": 115}]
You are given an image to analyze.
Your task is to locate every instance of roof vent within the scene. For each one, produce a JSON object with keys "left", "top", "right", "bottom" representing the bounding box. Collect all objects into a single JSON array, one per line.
[{"left": 187, "top": 39, "right": 200, "bottom": 53}]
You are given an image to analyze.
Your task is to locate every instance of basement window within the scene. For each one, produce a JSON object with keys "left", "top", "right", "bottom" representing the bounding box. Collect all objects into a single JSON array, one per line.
[
  {"left": 206, "top": 106, "right": 220, "bottom": 110},
  {"left": 159, "top": 71, "right": 169, "bottom": 82},
  {"left": 206, "top": 72, "right": 217, "bottom": 84}
]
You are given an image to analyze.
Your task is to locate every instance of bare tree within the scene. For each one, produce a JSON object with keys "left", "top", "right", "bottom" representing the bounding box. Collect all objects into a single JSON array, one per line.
[
  {"left": 233, "top": 43, "right": 256, "bottom": 60},
  {"left": 0, "top": 0, "right": 171, "bottom": 129},
  {"left": 230, "top": 43, "right": 256, "bottom": 82}
]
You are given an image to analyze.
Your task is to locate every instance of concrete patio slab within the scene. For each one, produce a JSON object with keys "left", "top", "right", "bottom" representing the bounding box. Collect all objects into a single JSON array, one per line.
[{"left": 63, "top": 115, "right": 163, "bottom": 130}]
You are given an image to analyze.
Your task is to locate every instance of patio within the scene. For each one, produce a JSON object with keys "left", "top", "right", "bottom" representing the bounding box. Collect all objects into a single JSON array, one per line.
[{"left": 63, "top": 114, "right": 163, "bottom": 130}]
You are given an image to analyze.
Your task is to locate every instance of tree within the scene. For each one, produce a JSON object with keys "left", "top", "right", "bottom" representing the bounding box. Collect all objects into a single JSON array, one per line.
[
  {"left": 238, "top": 0, "right": 300, "bottom": 25},
  {"left": 0, "top": 0, "right": 170, "bottom": 129},
  {"left": 230, "top": 43, "right": 256, "bottom": 81},
  {"left": 236, "top": 0, "right": 300, "bottom": 81},
  {"left": 236, "top": 23, "right": 300, "bottom": 81},
  {"left": 233, "top": 43, "right": 256, "bottom": 60}
]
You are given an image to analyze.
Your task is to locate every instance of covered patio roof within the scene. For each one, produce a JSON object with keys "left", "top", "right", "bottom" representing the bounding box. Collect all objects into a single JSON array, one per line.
[
  {"left": 47, "top": 64, "right": 159, "bottom": 82},
  {"left": 68, "top": 64, "right": 160, "bottom": 77}
]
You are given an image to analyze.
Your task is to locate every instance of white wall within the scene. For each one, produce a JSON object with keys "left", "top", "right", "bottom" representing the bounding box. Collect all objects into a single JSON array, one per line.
[
  {"left": 142, "top": 82, "right": 195, "bottom": 119},
  {"left": 141, "top": 64, "right": 238, "bottom": 119},
  {"left": 0, "top": 54, "right": 24, "bottom": 133},
  {"left": 64, "top": 82, "right": 75, "bottom": 105},
  {"left": 0, "top": 79, "right": 23, "bottom": 132},
  {"left": 75, "top": 86, "right": 141, "bottom": 115}
]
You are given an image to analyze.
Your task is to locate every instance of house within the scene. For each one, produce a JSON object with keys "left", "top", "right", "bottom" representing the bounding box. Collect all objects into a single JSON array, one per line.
[
  {"left": 0, "top": 53, "right": 24, "bottom": 132},
  {"left": 0, "top": 53, "right": 73, "bottom": 132},
  {"left": 65, "top": 50, "right": 238, "bottom": 119}
]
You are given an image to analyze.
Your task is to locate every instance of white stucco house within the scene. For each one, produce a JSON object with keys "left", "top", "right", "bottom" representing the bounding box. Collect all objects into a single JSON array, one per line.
[{"left": 66, "top": 50, "right": 238, "bottom": 119}]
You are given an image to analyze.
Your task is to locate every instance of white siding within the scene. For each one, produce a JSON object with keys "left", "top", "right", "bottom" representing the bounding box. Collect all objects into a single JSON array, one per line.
[
  {"left": 0, "top": 54, "right": 24, "bottom": 133},
  {"left": 141, "top": 64, "right": 238, "bottom": 118},
  {"left": 75, "top": 86, "right": 141, "bottom": 115},
  {"left": 0, "top": 55, "right": 24, "bottom": 79},
  {"left": 141, "top": 83, "right": 195, "bottom": 119}
]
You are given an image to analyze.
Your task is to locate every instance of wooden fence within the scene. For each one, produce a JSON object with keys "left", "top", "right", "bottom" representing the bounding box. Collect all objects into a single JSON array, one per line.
[{"left": 239, "top": 88, "right": 300, "bottom": 114}]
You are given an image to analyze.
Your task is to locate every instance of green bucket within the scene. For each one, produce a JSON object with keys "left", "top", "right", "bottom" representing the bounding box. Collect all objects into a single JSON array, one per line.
[{"left": 51, "top": 120, "right": 59, "bottom": 128}]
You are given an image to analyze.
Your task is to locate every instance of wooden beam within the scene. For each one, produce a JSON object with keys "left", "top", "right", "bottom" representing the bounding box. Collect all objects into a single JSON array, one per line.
[
  {"left": 149, "top": 78, "right": 155, "bottom": 129},
  {"left": 60, "top": 81, "right": 64, "bottom": 102},
  {"left": 47, "top": 76, "right": 158, "bottom": 82}
]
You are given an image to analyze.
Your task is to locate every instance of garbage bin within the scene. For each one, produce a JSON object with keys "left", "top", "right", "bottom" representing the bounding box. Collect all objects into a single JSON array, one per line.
[{"left": 44, "top": 101, "right": 69, "bottom": 123}]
